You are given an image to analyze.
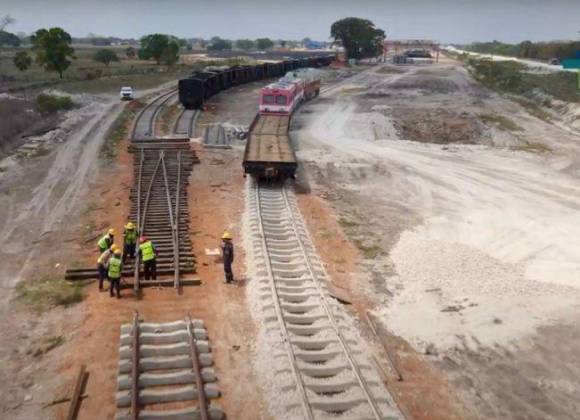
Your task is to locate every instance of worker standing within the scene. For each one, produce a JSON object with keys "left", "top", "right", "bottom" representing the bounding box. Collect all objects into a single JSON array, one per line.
[
  {"left": 139, "top": 236, "right": 157, "bottom": 281},
  {"left": 107, "top": 248, "right": 123, "bottom": 299},
  {"left": 97, "top": 228, "right": 115, "bottom": 253},
  {"left": 221, "top": 231, "right": 234, "bottom": 284},
  {"left": 97, "top": 244, "right": 118, "bottom": 291},
  {"left": 123, "top": 222, "right": 138, "bottom": 263}
]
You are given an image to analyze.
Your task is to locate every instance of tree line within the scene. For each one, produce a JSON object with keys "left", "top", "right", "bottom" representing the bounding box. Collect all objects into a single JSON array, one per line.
[{"left": 464, "top": 40, "right": 580, "bottom": 61}]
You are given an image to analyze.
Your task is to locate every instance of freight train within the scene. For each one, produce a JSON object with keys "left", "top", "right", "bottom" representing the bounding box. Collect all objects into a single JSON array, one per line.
[{"left": 178, "top": 55, "right": 334, "bottom": 109}]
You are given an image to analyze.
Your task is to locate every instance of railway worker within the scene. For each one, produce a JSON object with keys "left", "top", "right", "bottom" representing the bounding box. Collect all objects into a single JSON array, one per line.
[
  {"left": 221, "top": 231, "right": 234, "bottom": 284},
  {"left": 97, "top": 244, "right": 118, "bottom": 291},
  {"left": 139, "top": 236, "right": 157, "bottom": 280},
  {"left": 107, "top": 248, "right": 123, "bottom": 298},
  {"left": 123, "top": 222, "right": 138, "bottom": 263},
  {"left": 97, "top": 228, "right": 116, "bottom": 253}
]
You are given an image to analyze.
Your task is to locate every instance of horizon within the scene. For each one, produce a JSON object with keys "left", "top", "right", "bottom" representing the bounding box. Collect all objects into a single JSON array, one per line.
[{"left": 2, "top": 0, "right": 580, "bottom": 44}]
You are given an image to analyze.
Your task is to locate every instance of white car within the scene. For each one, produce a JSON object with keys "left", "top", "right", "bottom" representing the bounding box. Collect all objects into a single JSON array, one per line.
[{"left": 120, "top": 86, "right": 134, "bottom": 100}]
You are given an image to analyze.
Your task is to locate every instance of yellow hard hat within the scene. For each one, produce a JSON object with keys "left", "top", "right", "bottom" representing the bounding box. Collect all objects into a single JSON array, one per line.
[
  {"left": 111, "top": 244, "right": 120, "bottom": 252},
  {"left": 222, "top": 231, "right": 233, "bottom": 240},
  {"left": 113, "top": 248, "right": 122, "bottom": 255},
  {"left": 108, "top": 228, "right": 116, "bottom": 236},
  {"left": 125, "top": 222, "right": 135, "bottom": 230}
]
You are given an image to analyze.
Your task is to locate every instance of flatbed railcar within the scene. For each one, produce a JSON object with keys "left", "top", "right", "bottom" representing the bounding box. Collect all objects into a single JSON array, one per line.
[
  {"left": 178, "top": 54, "right": 335, "bottom": 110},
  {"left": 243, "top": 114, "right": 297, "bottom": 179}
]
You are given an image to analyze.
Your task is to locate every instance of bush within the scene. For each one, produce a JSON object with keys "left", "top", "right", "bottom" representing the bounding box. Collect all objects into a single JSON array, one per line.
[
  {"left": 35, "top": 93, "right": 75, "bottom": 114},
  {"left": 467, "top": 59, "right": 579, "bottom": 103}
]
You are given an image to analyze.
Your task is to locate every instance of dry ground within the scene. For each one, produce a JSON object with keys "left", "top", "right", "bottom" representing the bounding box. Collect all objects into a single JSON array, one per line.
[{"left": 292, "top": 56, "right": 580, "bottom": 419}]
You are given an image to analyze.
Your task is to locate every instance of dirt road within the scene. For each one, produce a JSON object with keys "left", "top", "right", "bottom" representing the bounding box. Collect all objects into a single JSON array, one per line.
[{"left": 292, "top": 57, "right": 580, "bottom": 418}]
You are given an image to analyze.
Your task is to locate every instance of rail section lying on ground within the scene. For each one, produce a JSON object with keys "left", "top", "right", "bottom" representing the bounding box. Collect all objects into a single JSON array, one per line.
[
  {"left": 116, "top": 311, "right": 224, "bottom": 419},
  {"left": 248, "top": 180, "right": 400, "bottom": 420}
]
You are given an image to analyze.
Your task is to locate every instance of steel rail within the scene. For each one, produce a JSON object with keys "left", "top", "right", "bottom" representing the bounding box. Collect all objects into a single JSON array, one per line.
[
  {"left": 131, "top": 90, "right": 177, "bottom": 139},
  {"left": 159, "top": 151, "right": 179, "bottom": 290},
  {"left": 134, "top": 152, "right": 162, "bottom": 291},
  {"left": 148, "top": 91, "right": 177, "bottom": 137},
  {"left": 173, "top": 151, "right": 182, "bottom": 288},
  {"left": 280, "top": 185, "right": 384, "bottom": 420},
  {"left": 172, "top": 108, "right": 186, "bottom": 135},
  {"left": 186, "top": 314, "right": 210, "bottom": 420},
  {"left": 133, "top": 150, "right": 145, "bottom": 292},
  {"left": 254, "top": 181, "right": 315, "bottom": 420},
  {"left": 130, "top": 311, "right": 140, "bottom": 420}
]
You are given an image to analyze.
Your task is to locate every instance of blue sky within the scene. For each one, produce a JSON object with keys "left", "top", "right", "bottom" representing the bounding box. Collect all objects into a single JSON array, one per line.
[{"left": 3, "top": 0, "right": 580, "bottom": 43}]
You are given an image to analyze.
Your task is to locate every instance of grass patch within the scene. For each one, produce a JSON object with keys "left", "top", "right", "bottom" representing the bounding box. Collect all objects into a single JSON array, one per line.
[
  {"left": 16, "top": 275, "right": 85, "bottom": 311},
  {"left": 338, "top": 217, "right": 360, "bottom": 228},
  {"left": 510, "top": 141, "right": 553, "bottom": 154},
  {"left": 100, "top": 104, "right": 141, "bottom": 161},
  {"left": 35, "top": 94, "right": 76, "bottom": 115},
  {"left": 512, "top": 97, "right": 553, "bottom": 122},
  {"left": 29, "top": 336, "right": 65, "bottom": 358},
  {"left": 377, "top": 66, "right": 404, "bottom": 74},
  {"left": 353, "top": 239, "right": 383, "bottom": 259},
  {"left": 479, "top": 113, "right": 523, "bottom": 131},
  {"left": 467, "top": 58, "right": 579, "bottom": 103}
]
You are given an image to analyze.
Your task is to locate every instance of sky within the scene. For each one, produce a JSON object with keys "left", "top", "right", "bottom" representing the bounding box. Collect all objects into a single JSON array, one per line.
[{"left": 2, "top": 0, "right": 580, "bottom": 44}]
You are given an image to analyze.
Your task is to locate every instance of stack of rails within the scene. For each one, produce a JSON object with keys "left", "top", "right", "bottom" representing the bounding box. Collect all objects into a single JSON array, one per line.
[
  {"left": 125, "top": 138, "right": 200, "bottom": 289},
  {"left": 243, "top": 114, "right": 296, "bottom": 178}
]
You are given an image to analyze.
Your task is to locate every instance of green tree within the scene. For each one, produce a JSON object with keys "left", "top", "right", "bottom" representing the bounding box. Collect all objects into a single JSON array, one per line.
[
  {"left": 235, "top": 39, "right": 255, "bottom": 50},
  {"left": 256, "top": 38, "right": 274, "bottom": 50},
  {"left": 13, "top": 50, "right": 32, "bottom": 71},
  {"left": 139, "top": 34, "right": 172, "bottom": 64},
  {"left": 207, "top": 37, "right": 232, "bottom": 51},
  {"left": 161, "top": 41, "right": 180, "bottom": 66},
  {"left": 30, "top": 27, "right": 75, "bottom": 78},
  {"left": 0, "top": 30, "right": 20, "bottom": 47},
  {"left": 93, "top": 49, "right": 119, "bottom": 66},
  {"left": 331, "top": 17, "right": 385, "bottom": 60},
  {"left": 126, "top": 46, "right": 136, "bottom": 59}
]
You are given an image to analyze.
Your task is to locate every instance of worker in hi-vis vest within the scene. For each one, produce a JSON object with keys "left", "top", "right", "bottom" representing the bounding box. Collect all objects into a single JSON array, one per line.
[
  {"left": 107, "top": 248, "right": 123, "bottom": 298},
  {"left": 97, "top": 244, "right": 119, "bottom": 291},
  {"left": 123, "top": 222, "right": 138, "bottom": 263},
  {"left": 97, "top": 228, "right": 115, "bottom": 253},
  {"left": 139, "top": 236, "right": 157, "bottom": 280}
]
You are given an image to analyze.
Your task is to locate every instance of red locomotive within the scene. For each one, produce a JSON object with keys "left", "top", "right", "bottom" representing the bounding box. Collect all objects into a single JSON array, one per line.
[{"left": 259, "top": 69, "right": 321, "bottom": 115}]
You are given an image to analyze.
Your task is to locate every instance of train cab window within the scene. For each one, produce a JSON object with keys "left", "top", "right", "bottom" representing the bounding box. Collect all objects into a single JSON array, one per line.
[
  {"left": 263, "top": 95, "right": 275, "bottom": 104},
  {"left": 276, "top": 95, "right": 287, "bottom": 105}
]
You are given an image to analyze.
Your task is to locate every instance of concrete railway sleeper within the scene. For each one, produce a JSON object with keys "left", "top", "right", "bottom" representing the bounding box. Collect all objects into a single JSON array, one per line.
[
  {"left": 116, "top": 311, "right": 224, "bottom": 420},
  {"left": 248, "top": 179, "right": 401, "bottom": 420}
]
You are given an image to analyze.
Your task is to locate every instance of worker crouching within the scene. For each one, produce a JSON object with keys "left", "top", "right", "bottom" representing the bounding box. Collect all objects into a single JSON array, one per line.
[
  {"left": 139, "top": 236, "right": 157, "bottom": 280},
  {"left": 97, "top": 244, "right": 118, "bottom": 291},
  {"left": 97, "top": 228, "right": 115, "bottom": 253},
  {"left": 221, "top": 231, "right": 234, "bottom": 283},
  {"left": 123, "top": 222, "right": 137, "bottom": 263},
  {"left": 107, "top": 248, "right": 123, "bottom": 298}
]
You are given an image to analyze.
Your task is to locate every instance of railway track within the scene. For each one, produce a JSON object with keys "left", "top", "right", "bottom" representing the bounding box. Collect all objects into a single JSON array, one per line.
[
  {"left": 173, "top": 109, "right": 200, "bottom": 137},
  {"left": 126, "top": 138, "right": 199, "bottom": 291},
  {"left": 116, "top": 311, "right": 224, "bottom": 419},
  {"left": 248, "top": 180, "right": 400, "bottom": 420},
  {"left": 132, "top": 90, "right": 178, "bottom": 140}
]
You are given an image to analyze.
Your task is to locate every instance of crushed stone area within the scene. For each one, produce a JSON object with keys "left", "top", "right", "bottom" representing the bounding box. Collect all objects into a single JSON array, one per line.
[{"left": 291, "top": 57, "right": 580, "bottom": 418}]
